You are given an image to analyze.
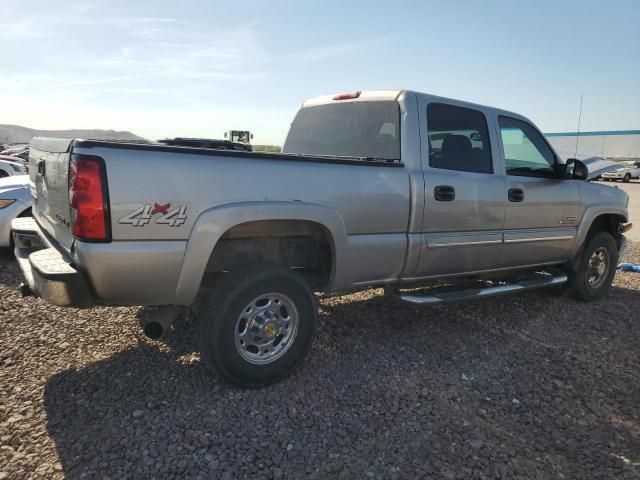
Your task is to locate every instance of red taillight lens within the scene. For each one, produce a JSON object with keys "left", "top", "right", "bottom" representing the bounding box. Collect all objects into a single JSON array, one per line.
[
  {"left": 69, "top": 154, "right": 110, "bottom": 241},
  {"left": 333, "top": 91, "right": 361, "bottom": 100}
]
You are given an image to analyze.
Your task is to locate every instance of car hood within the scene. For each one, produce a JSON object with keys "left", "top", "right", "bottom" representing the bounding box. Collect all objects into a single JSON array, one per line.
[
  {"left": 0, "top": 174, "right": 29, "bottom": 196},
  {"left": 581, "top": 157, "right": 622, "bottom": 180}
]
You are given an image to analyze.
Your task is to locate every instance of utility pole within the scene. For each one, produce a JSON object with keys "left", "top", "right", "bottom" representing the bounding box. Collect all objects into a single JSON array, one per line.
[{"left": 574, "top": 94, "right": 583, "bottom": 158}]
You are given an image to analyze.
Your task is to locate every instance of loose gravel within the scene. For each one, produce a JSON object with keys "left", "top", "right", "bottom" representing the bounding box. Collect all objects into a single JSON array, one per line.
[{"left": 1, "top": 244, "right": 640, "bottom": 479}]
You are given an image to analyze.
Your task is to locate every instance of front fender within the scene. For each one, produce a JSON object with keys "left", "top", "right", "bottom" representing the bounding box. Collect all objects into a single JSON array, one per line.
[
  {"left": 570, "top": 204, "right": 628, "bottom": 258},
  {"left": 175, "top": 201, "right": 349, "bottom": 305}
]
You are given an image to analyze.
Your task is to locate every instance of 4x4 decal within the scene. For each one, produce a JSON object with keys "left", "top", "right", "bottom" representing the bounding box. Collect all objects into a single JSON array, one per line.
[{"left": 119, "top": 203, "right": 187, "bottom": 227}]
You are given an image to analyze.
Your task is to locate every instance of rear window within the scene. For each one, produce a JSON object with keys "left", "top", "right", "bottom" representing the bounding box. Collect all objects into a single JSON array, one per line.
[{"left": 283, "top": 101, "right": 401, "bottom": 160}]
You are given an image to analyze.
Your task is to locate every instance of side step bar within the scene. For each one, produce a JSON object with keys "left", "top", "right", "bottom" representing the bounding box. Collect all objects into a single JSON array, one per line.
[{"left": 393, "top": 268, "right": 568, "bottom": 305}]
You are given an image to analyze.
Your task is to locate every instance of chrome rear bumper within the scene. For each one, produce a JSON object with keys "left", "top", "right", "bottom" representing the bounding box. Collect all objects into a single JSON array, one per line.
[{"left": 11, "top": 217, "right": 94, "bottom": 307}]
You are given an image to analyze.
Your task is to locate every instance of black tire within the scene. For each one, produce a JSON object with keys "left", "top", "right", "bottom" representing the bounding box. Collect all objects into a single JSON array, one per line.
[
  {"left": 198, "top": 263, "right": 317, "bottom": 388},
  {"left": 565, "top": 231, "right": 618, "bottom": 302},
  {"left": 623, "top": 173, "right": 631, "bottom": 183},
  {"left": 0, "top": 170, "right": 8, "bottom": 178}
]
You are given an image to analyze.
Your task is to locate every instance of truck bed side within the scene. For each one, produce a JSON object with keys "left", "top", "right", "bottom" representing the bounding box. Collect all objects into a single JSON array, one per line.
[{"left": 30, "top": 140, "right": 412, "bottom": 305}]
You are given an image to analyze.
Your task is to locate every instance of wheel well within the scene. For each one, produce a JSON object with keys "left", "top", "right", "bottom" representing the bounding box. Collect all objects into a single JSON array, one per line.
[
  {"left": 18, "top": 207, "right": 32, "bottom": 218},
  {"left": 204, "top": 220, "right": 334, "bottom": 290},
  {"left": 586, "top": 213, "right": 626, "bottom": 248}
]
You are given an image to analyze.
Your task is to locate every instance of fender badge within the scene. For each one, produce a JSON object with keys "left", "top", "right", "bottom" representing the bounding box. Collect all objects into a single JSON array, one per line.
[{"left": 119, "top": 203, "right": 187, "bottom": 227}]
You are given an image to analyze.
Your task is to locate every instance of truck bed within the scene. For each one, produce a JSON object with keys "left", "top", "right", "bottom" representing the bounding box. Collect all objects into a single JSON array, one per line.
[
  {"left": 26, "top": 136, "right": 412, "bottom": 304},
  {"left": 72, "top": 139, "right": 405, "bottom": 167}
]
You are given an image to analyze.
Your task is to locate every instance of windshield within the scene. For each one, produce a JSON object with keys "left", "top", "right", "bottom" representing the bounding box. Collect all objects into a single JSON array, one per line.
[{"left": 283, "top": 101, "right": 401, "bottom": 160}]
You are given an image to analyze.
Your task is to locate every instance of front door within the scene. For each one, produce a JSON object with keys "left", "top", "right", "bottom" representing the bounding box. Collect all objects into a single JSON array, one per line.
[
  {"left": 414, "top": 100, "right": 506, "bottom": 278},
  {"left": 496, "top": 115, "right": 582, "bottom": 267}
]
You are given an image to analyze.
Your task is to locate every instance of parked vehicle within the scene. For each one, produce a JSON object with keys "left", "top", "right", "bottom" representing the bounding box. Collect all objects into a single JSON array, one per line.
[
  {"left": 12, "top": 90, "right": 630, "bottom": 387},
  {"left": 601, "top": 161, "right": 640, "bottom": 182},
  {"left": 224, "top": 130, "right": 253, "bottom": 144},
  {"left": 1, "top": 145, "right": 29, "bottom": 160},
  {"left": 0, "top": 155, "right": 27, "bottom": 177},
  {"left": 0, "top": 175, "right": 31, "bottom": 247},
  {"left": 158, "top": 137, "right": 252, "bottom": 152}
]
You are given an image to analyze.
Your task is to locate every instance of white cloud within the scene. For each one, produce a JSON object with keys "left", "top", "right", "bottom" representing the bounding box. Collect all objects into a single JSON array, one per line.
[{"left": 0, "top": 6, "right": 383, "bottom": 144}]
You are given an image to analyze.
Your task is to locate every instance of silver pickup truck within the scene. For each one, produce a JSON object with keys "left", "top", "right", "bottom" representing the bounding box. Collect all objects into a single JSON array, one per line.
[{"left": 12, "top": 90, "right": 631, "bottom": 387}]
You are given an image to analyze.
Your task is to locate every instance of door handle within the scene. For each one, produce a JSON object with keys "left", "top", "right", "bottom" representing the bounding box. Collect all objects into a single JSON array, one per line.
[
  {"left": 434, "top": 185, "right": 455, "bottom": 202},
  {"left": 508, "top": 188, "right": 524, "bottom": 202}
]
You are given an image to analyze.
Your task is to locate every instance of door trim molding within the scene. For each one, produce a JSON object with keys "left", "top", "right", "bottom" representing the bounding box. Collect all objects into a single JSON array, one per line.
[
  {"left": 503, "top": 227, "right": 576, "bottom": 244},
  {"left": 504, "top": 235, "right": 574, "bottom": 244},
  {"left": 424, "top": 227, "right": 576, "bottom": 248},
  {"left": 425, "top": 231, "right": 502, "bottom": 248}
]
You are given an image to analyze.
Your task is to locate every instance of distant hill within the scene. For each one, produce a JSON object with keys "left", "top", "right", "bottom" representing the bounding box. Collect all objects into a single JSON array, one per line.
[{"left": 0, "top": 124, "right": 146, "bottom": 144}]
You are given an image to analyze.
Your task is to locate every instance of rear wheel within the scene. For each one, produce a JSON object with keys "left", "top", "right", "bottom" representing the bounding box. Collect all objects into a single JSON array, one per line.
[
  {"left": 564, "top": 231, "right": 618, "bottom": 302},
  {"left": 198, "top": 264, "right": 317, "bottom": 388}
]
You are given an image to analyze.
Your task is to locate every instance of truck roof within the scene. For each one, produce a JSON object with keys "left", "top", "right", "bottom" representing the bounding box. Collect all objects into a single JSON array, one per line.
[
  {"left": 302, "top": 90, "right": 403, "bottom": 107},
  {"left": 301, "top": 89, "right": 529, "bottom": 124}
]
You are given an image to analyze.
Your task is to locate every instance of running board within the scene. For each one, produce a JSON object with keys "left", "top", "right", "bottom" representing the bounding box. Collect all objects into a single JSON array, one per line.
[{"left": 394, "top": 268, "right": 568, "bottom": 305}]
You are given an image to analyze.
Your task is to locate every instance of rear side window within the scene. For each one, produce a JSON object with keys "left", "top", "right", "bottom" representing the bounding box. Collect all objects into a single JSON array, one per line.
[
  {"left": 427, "top": 103, "right": 493, "bottom": 174},
  {"left": 283, "top": 101, "right": 400, "bottom": 160}
]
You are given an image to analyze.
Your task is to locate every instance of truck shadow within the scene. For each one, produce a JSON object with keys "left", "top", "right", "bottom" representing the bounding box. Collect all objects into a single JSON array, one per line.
[
  {"left": 42, "top": 285, "right": 640, "bottom": 478},
  {"left": 0, "top": 248, "right": 20, "bottom": 286}
]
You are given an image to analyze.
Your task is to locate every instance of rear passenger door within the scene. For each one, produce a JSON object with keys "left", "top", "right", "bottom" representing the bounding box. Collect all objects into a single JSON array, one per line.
[
  {"left": 497, "top": 116, "right": 582, "bottom": 267},
  {"left": 414, "top": 100, "right": 506, "bottom": 278}
]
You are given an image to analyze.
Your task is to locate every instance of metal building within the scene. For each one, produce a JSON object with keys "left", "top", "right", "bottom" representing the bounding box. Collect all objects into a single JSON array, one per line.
[{"left": 545, "top": 130, "right": 640, "bottom": 160}]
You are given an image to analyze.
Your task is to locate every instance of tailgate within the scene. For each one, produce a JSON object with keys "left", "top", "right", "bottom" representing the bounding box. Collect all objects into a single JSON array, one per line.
[{"left": 29, "top": 137, "right": 75, "bottom": 252}]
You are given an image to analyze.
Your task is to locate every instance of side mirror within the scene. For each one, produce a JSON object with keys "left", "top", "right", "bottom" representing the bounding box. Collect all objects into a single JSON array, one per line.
[
  {"left": 251, "top": 133, "right": 254, "bottom": 140},
  {"left": 224, "top": 132, "right": 228, "bottom": 138},
  {"left": 565, "top": 158, "right": 588, "bottom": 180}
]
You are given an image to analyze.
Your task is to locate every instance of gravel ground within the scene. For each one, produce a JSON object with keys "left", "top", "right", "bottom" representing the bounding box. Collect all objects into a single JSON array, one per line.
[{"left": 1, "top": 245, "right": 640, "bottom": 479}]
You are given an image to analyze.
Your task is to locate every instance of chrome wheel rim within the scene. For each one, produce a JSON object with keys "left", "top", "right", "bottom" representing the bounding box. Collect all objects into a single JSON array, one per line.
[
  {"left": 234, "top": 293, "right": 299, "bottom": 365},
  {"left": 587, "top": 247, "right": 609, "bottom": 288}
]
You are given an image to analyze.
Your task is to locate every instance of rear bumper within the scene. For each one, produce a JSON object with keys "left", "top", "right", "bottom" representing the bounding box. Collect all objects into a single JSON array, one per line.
[{"left": 11, "top": 217, "right": 94, "bottom": 307}]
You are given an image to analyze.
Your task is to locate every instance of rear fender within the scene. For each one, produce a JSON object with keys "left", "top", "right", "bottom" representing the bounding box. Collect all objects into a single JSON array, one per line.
[{"left": 175, "top": 201, "right": 348, "bottom": 305}]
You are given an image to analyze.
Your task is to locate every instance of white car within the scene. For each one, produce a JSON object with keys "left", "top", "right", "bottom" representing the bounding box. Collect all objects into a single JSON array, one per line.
[
  {"left": 601, "top": 161, "right": 640, "bottom": 182},
  {"left": 0, "top": 155, "right": 28, "bottom": 178},
  {"left": 0, "top": 175, "right": 31, "bottom": 247}
]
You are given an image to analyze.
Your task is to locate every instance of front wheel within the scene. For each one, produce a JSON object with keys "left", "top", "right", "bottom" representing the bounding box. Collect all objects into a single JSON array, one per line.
[
  {"left": 198, "top": 264, "right": 317, "bottom": 388},
  {"left": 623, "top": 173, "right": 631, "bottom": 183},
  {"left": 565, "top": 231, "right": 618, "bottom": 302},
  {"left": 0, "top": 170, "right": 8, "bottom": 178}
]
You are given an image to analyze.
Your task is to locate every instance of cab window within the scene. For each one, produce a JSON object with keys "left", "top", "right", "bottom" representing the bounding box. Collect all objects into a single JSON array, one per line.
[
  {"left": 283, "top": 101, "right": 401, "bottom": 160},
  {"left": 427, "top": 103, "right": 493, "bottom": 174},
  {"left": 499, "top": 116, "right": 557, "bottom": 177}
]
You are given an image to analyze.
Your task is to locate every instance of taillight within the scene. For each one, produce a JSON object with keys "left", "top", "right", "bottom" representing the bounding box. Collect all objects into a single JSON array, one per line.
[
  {"left": 69, "top": 154, "right": 110, "bottom": 242},
  {"left": 333, "top": 91, "right": 361, "bottom": 100}
]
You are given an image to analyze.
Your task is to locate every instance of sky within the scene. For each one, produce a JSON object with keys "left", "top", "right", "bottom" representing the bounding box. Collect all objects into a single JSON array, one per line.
[{"left": 0, "top": 0, "right": 639, "bottom": 145}]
